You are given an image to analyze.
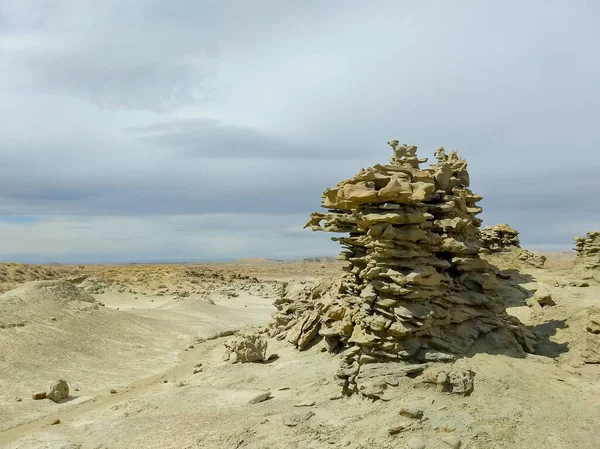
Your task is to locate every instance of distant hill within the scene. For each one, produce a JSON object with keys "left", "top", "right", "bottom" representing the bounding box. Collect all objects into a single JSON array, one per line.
[{"left": 301, "top": 256, "right": 338, "bottom": 263}]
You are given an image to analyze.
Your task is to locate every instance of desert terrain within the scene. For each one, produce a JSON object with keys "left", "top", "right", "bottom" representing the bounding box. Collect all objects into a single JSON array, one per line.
[{"left": 1, "top": 251, "right": 599, "bottom": 449}]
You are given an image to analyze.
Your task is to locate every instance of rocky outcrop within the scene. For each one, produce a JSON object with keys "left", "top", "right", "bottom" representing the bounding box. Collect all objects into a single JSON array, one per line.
[
  {"left": 224, "top": 329, "right": 268, "bottom": 363},
  {"left": 480, "top": 224, "right": 546, "bottom": 268},
  {"left": 574, "top": 231, "right": 600, "bottom": 271},
  {"left": 582, "top": 310, "right": 600, "bottom": 364},
  {"left": 269, "top": 141, "right": 536, "bottom": 398},
  {"left": 480, "top": 224, "right": 520, "bottom": 252}
]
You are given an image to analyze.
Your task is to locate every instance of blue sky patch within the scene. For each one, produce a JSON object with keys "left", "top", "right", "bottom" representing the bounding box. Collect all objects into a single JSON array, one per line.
[{"left": 0, "top": 216, "right": 41, "bottom": 225}]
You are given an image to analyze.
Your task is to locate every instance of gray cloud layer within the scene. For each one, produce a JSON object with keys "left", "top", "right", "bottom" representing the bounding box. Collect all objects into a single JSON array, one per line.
[{"left": 1, "top": 0, "right": 599, "bottom": 262}]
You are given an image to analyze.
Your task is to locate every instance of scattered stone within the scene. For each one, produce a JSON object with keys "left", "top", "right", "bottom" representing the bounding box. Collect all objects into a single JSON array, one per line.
[
  {"left": 294, "top": 401, "right": 316, "bottom": 407},
  {"left": 399, "top": 405, "right": 424, "bottom": 419},
  {"left": 32, "top": 392, "right": 47, "bottom": 400},
  {"left": 283, "top": 411, "right": 315, "bottom": 427},
  {"left": 407, "top": 436, "right": 427, "bottom": 449},
  {"left": 47, "top": 380, "right": 69, "bottom": 403},
  {"left": 441, "top": 435, "right": 462, "bottom": 448},
  {"left": 193, "top": 367, "right": 203, "bottom": 374},
  {"left": 267, "top": 353, "right": 280, "bottom": 361},
  {"left": 50, "top": 419, "right": 61, "bottom": 425},
  {"left": 278, "top": 386, "right": 291, "bottom": 391},
  {"left": 569, "top": 280, "right": 590, "bottom": 287},
  {"left": 188, "top": 345, "right": 194, "bottom": 349},
  {"left": 16, "top": 398, "right": 22, "bottom": 402},
  {"left": 249, "top": 391, "right": 273, "bottom": 404},
  {"left": 110, "top": 388, "right": 117, "bottom": 394},
  {"left": 224, "top": 329, "right": 268, "bottom": 363}
]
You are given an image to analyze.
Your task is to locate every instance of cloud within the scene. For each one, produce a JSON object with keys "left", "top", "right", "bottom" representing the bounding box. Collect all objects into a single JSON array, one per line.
[
  {"left": 0, "top": 214, "right": 338, "bottom": 263},
  {"left": 0, "top": 0, "right": 599, "bottom": 262},
  {"left": 124, "top": 118, "right": 370, "bottom": 160}
]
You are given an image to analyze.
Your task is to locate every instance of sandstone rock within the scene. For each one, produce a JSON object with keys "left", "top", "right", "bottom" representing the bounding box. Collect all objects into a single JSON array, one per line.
[
  {"left": 47, "top": 380, "right": 69, "bottom": 403},
  {"left": 573, "top": 232, "right": 600, "bottom": 283},
  {"left": 441, "top": 435, "right": 462, "bottom": 448},
  {"left": 270, "top": 141, "right": 534, "bottom": 397},
  {"left": 248, "top": 391, "right": 272, "bottom": 404},
  {"left": 534, "top": 286, "right": 554, "bottom": 304},
  {"left": 224, "top": 329, "right": 268, "bottom": 363},
  {"left": 480, "top": 224, "right": 520, "bottom": 252},
  {"left": 32, "top": 392, "right": 47, "bottom": 400},
  {"left": 479, "top": 224, "right": 545, "bottom": 268},
  {"left": 421, "top": 364, "right": 475, "bottom": 395},
  {"left": 399, "top": 405, "right": 424, "bottom": 419},
  {"left": 583, "top": 310, "right": 600, "bottom": 363},
  {"left": 294, "top": 401, "right": 315, "bottom": 407}
]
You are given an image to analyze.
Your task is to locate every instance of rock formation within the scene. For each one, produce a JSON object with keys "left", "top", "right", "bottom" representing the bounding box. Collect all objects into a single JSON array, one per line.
[
  {"left": 269, "top": 141, "right": 536, "bottom": 398},
  {"left": 480, "top": 224, "right": 520, "bottom": 252},
  {"left": 480, "top": 224, "right": 546, "bottom": 268},
  {"left": 582, "top": 309, "right": 600, "bottom": 363},
  {"left": 224, "top": 329, "right": 268, "bottom": 363},
  {"left": 574, "top": 231, "right": 600, "bottom": 275}
]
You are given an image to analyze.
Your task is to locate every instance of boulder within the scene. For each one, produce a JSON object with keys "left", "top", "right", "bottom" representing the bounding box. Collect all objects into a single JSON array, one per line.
[
  {"left": 47, "top": 379, "right": 69, "bottom": 403},
  {"left": 224, "top": 329, "right": 268, "bottom": 363}
]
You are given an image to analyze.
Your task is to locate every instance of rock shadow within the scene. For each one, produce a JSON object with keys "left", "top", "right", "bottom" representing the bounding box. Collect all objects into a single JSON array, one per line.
[
  {"left": 528, "top": 319, "right": 569, "bottom": 359},
  {"left": 493, "top": 267, "right": 537, "bottom": 308}
]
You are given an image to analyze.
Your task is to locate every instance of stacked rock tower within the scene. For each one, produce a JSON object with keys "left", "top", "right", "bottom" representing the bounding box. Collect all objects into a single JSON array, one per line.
[
  {"left": 479, "top": 224, "right": 521, "bottom": 252},
  {"left": 479, "top": 223, "right": 546, "bottom": 268},
  {"left": 273, "top": 141, "right": 536, "bottom": 396},
  {"left": 574, "top": 231, "right": 600, "bottom": 271}
]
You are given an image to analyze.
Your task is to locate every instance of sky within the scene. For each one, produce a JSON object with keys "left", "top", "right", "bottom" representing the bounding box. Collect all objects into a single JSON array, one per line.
[{"left": 1, "top": 0, "right": 599, "bottom": 263}]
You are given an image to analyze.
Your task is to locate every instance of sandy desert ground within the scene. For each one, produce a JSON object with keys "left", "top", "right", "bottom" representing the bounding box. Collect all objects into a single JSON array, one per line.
[{"left": 1, "top": 255, "right": 599, "bottom": 449}]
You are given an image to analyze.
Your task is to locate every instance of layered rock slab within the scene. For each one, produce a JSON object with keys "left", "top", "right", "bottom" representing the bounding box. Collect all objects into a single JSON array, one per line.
[{"left": 269, "top": 141, "right": 536, "bottom": 397}]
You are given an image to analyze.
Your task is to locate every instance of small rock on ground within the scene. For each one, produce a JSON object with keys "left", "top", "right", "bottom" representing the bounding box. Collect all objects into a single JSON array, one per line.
[
  {"left": 399, "top": 406, "right": 424, "bottom": 419},
  {"left": 441, "top": 435, "right": 462, "bottom": 448},
  {"left": 50, "top": 419, "right": 61, "bottom": 425},
  {"left": 407, "top": 437, "right": 426, "bottom": 449},
  {"left": 248, "top": 391, "right": 273, "bottom": 404},
  {"left": 47, "top": 380, "right": 69, "bottom": 403},
  {"left": 32, "top": 392, "right": 47, "bottom": 400}
]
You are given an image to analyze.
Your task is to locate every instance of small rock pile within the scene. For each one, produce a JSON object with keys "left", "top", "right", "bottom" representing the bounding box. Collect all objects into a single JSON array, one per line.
[
  {"left": 269, "top": 141, "right": 536, "bottom": 398},
  {"left": 479, "top": 224, "right": 546, "bottom": 268},
  {"left": 574, "top": 231, "right": 600, "bottom": 272}
]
